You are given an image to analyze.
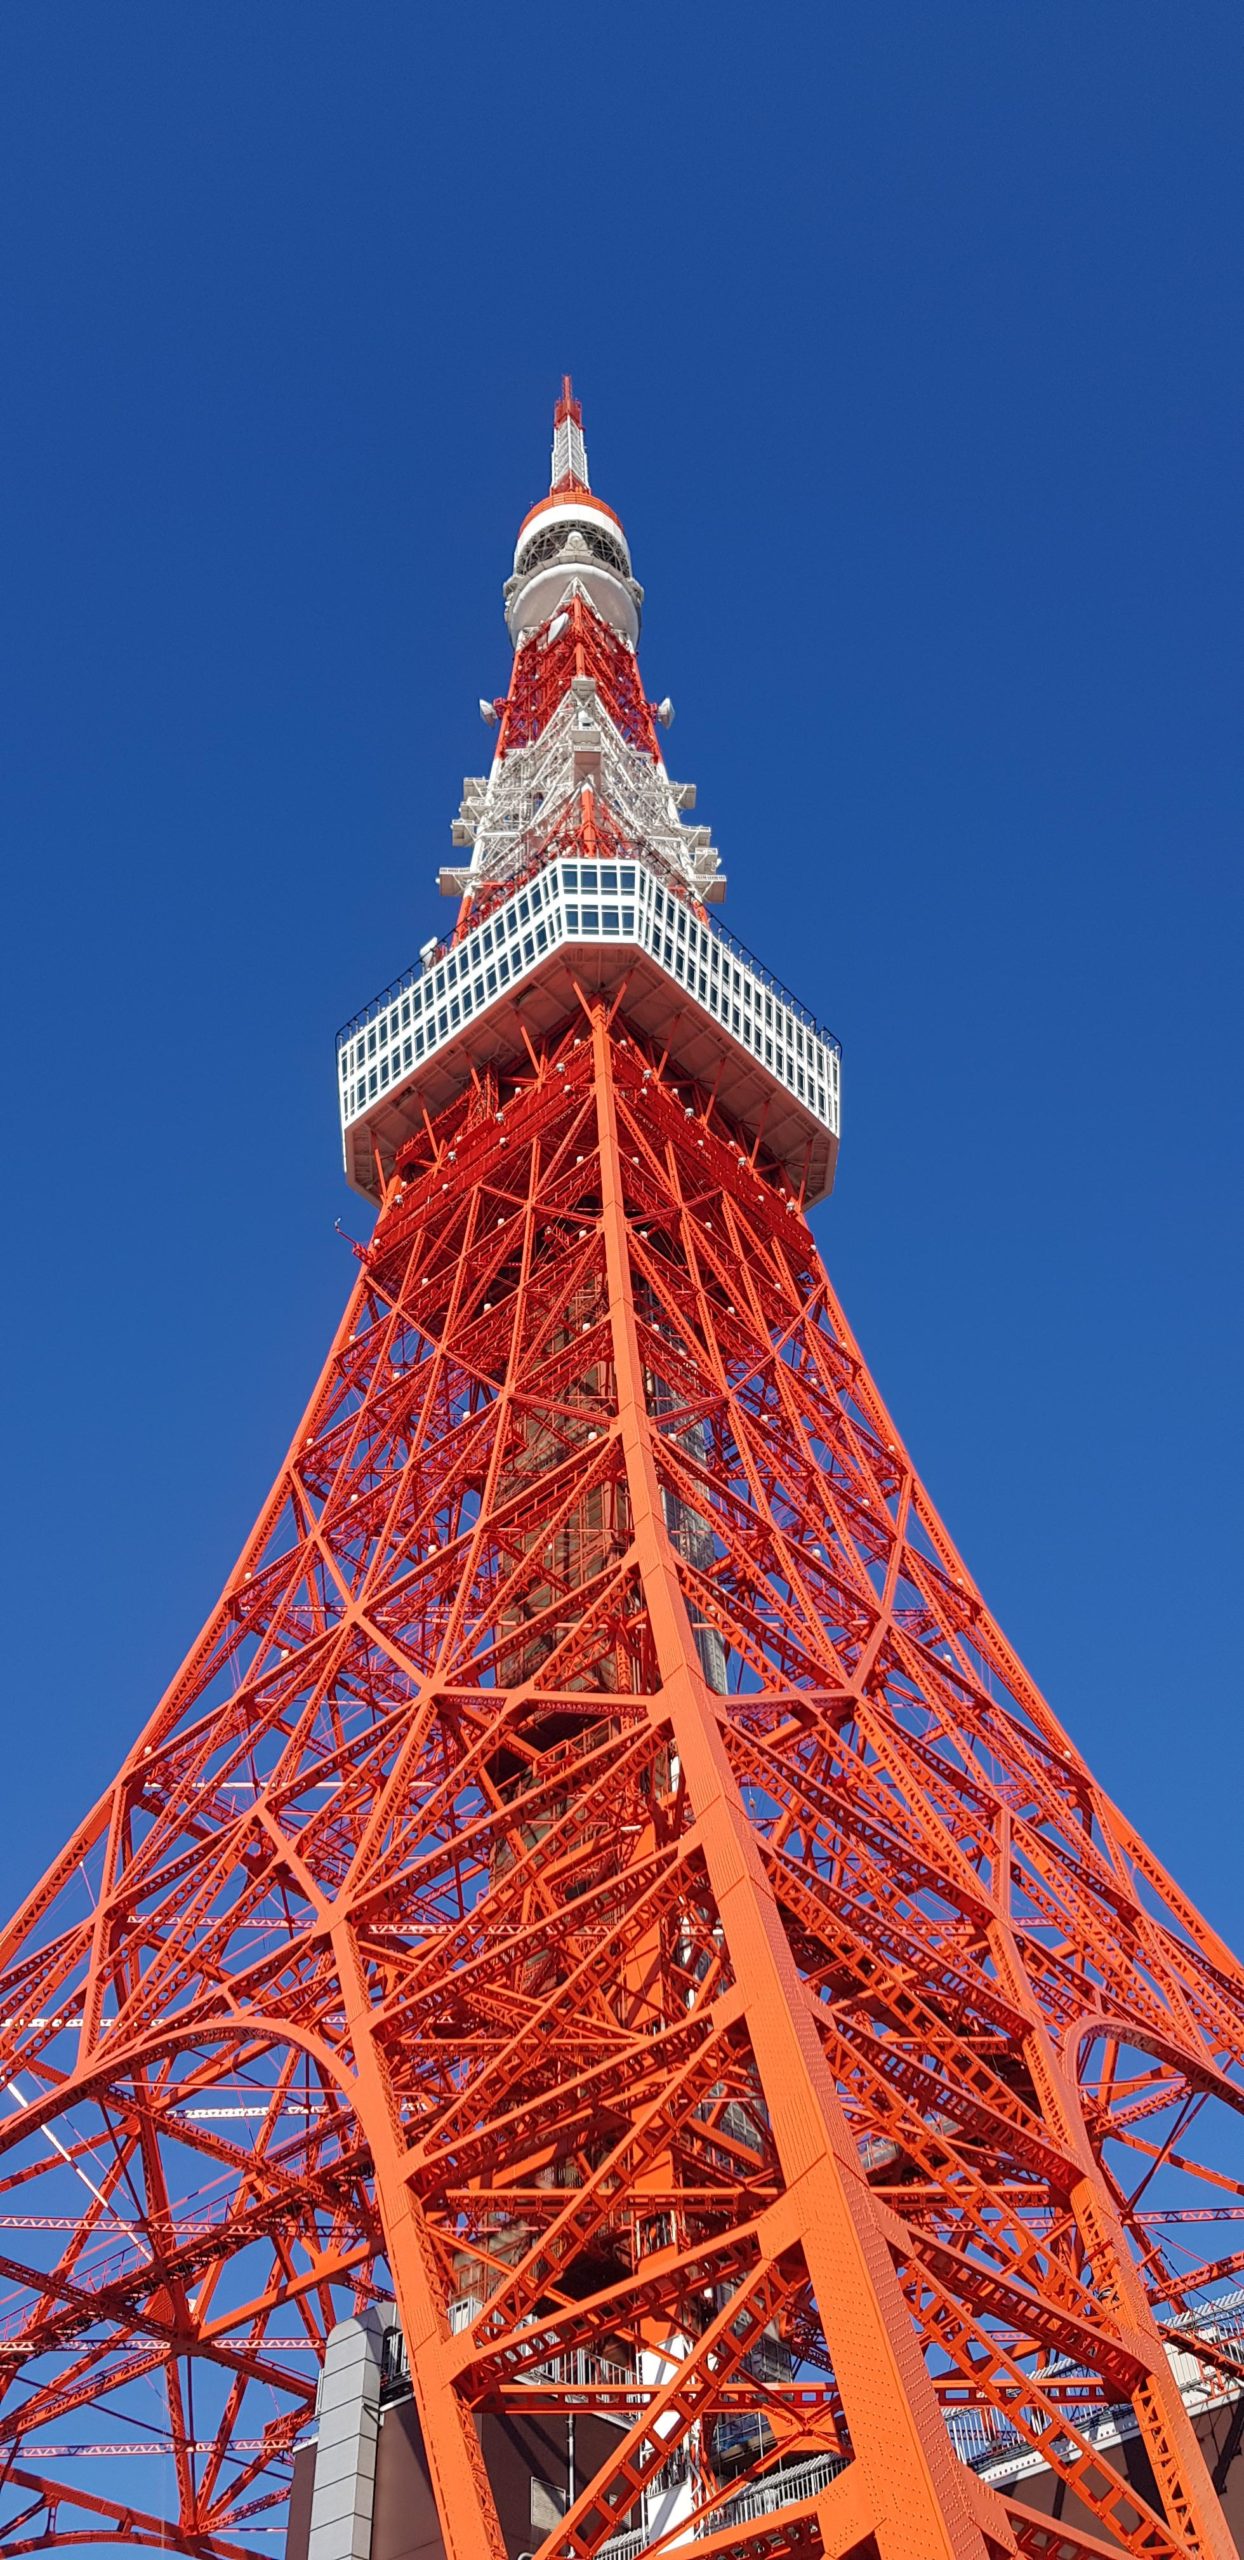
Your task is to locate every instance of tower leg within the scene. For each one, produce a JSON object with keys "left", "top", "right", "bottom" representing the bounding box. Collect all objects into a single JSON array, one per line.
[
  {"left": 593, "top": 1011, "right": 991, "bottom": 2560},
  {"left": 988, "top": 1894, "right": 1236, "bottom": 2560},
  {"left": 334, "top": 1926, "right": 507, "bottom": 2560}
]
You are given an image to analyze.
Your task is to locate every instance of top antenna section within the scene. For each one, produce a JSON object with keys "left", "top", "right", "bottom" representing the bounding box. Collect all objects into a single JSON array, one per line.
[
  {"left": 507, "top": 379, "right": 638, "bottom": 645},
  {"left": 551, "top": 374, "right": 590, "bottom": 492}
]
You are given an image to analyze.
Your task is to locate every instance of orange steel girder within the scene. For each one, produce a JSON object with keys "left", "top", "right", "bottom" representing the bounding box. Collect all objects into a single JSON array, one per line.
[{"left": 1, "top": 1007, "right": 1243, "bottom": 2560}]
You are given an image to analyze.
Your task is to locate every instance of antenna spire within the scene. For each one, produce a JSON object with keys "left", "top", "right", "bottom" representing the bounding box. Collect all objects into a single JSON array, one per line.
[{"left": 550, "top": 372, "right": 589, "bottom": 492}]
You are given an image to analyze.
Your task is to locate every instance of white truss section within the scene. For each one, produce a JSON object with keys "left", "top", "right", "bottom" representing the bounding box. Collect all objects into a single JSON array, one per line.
[
  {"left": 441, "top": 657, "right": 724, "bottom": 909},
  {"left": 551, "top": 411, "right": 589, "bottom": 489}
]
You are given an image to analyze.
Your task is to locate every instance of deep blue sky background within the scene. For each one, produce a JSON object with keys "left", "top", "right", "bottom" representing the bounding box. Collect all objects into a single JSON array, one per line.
[{"left": 1, "top": 7, "right": 1240, "bottom": 1945}]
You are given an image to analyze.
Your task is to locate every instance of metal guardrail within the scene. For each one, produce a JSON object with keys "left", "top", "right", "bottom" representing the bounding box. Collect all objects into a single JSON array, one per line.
[
  {"left": 594, "top": 2449, "right": 848, "bottom": 2556},
  {"left": 709, "top": 2448, "right": 847, "bottom": 2530},
  {"left": 335, "top": 855, "right": 840, "bottom": 1061}
]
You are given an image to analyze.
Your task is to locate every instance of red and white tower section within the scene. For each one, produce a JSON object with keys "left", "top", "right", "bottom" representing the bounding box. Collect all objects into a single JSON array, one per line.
[
  {"left": 337, "top": 379, "right": 840, "bottom": 1210},
  {"left": 4, "top": 385, "right": 1244, "bottom": 2560}
]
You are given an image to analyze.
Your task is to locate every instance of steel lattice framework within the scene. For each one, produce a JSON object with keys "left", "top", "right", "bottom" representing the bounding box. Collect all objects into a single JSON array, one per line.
[{"left": 2, "top": 388, "right": 1244, "bottom": 2560}]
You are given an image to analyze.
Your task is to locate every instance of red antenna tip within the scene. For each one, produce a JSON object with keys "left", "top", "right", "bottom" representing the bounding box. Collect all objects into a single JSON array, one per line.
[{"left": 554, "top": 373, "right": 582, "bottom": 429}]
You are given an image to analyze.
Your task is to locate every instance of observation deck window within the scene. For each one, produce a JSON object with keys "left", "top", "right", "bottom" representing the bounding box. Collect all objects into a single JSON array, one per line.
[
  {"left": 514, "top": 518, "right": 630, "bottom": 579},
  {"left": 338, "top": 849, "right": 841, "bottom": 1205}
]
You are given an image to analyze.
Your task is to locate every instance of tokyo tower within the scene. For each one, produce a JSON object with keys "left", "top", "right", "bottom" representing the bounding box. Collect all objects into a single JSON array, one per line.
[{"left": 4, "top": 383, "right": 1244, "bottom": 2560}]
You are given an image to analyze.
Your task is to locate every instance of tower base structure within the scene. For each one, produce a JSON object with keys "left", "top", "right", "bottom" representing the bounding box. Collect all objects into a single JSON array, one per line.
[{"left": 287, "top": 2308, "right": 1244, "bottom": 2560}]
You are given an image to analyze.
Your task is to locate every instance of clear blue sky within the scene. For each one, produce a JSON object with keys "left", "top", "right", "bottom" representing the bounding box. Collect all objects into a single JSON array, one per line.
[{"left": 1, "top": 7, "right": 1240, "bottom": 1949}]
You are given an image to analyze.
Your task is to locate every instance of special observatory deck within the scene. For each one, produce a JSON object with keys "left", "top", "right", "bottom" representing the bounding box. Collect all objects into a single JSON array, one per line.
[{"left": 337, "top": 855, "right": 841, "bottom": 1204}]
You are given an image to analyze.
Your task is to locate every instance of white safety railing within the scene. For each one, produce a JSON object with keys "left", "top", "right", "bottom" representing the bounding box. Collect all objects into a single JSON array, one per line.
[{"left": 337, "top": 857, "right": 840, "bottom": 1147}]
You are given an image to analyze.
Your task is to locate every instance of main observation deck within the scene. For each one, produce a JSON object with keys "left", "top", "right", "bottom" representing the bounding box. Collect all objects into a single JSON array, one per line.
[{"left": 337, "top": 856, "right": 841, "bottom": 1206}]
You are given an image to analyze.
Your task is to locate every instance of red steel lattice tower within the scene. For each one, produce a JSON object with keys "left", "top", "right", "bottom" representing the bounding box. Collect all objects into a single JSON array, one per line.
[{"left": 3, "top": 385, "right": 1244, "bottom": 2560}]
